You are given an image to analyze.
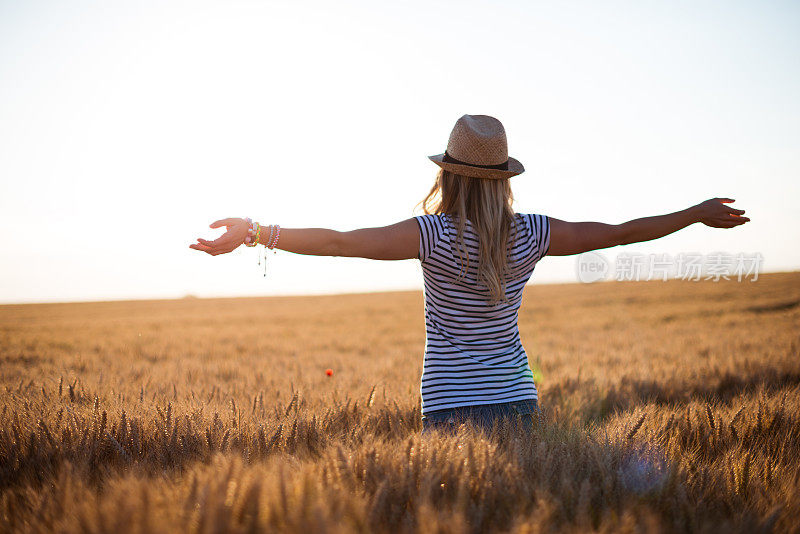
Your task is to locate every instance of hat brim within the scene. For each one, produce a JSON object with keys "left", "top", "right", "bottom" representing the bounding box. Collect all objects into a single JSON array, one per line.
[{"left": 428, "top": 154, "right": 525, "bottom": 179}]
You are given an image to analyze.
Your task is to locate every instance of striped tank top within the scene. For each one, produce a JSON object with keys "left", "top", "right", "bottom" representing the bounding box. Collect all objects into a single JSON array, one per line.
[{"left": 414, "top": 212, "right": 551, "bottom": 414}]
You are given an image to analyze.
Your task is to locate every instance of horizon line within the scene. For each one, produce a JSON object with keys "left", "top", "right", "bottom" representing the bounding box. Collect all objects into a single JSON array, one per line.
[{"left": 1, "top": 269, "right": 797, "bottom": 308}]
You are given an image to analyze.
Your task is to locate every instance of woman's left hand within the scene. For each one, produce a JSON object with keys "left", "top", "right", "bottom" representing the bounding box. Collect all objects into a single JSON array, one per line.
[{"left": 190, "top": 218, "right": 249, "bottom": 255}]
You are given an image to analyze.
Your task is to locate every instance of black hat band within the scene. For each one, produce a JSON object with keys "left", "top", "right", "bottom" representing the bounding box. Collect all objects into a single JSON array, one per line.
[{"left": 442, "top": 151, "right": 509, "bottom": 171}]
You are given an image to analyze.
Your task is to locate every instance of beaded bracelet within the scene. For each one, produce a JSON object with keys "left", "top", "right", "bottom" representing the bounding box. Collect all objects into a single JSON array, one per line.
[
  {"left": 268, "top": 225, "right": 281, "bottom": 249},
  {"left": 244, "top": 218, "right": 260, "bottom": 247},
  {"left": 264, "top": 224, "right": 274, "bottom": 248},
  {"left": 244, "top": 217, "right": 253, "bottom": 245}
]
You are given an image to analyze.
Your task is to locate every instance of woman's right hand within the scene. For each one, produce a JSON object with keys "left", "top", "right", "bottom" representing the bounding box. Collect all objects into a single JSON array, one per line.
[
  {"left": 693, "top": 198, "right": 750, "bottom": 228},
  {"left": 189, "top": 218, "right": 249, "bottom": 256}
]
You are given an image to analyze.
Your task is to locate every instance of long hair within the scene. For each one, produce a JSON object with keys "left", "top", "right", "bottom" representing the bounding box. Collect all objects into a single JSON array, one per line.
[{"left": 417, "top": 169, "right": 518, "bottom": 304}]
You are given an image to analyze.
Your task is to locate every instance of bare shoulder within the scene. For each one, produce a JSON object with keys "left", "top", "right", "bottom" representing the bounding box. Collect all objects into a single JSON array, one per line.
[
  {"left": 380, "top": 217, "right": 419, "bottom": 260},
  {"left": 386, "top": 217, "right": 420, "bottom": 234}
]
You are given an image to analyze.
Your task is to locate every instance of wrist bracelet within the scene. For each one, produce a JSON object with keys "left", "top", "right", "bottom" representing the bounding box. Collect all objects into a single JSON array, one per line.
[
  {"left": 268, "top": 225, "right": 281, "bottom": 249},
  {"left": 244, "top": 218, "right": 259, "bottom": 247},
  {"left": 243, "top": 219, "right": 280, "bottom": 277},
  {"left": 244, "top": 217, "right": 253, "bottom": 245},
  {"left": 265, "top": 224, "right": 274, "bottom": 249}
]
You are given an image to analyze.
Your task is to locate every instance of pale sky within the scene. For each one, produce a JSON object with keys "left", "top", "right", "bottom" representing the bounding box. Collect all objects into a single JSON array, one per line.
[{"left": 1, "top": 0, "right": 798, "bottom": 303}]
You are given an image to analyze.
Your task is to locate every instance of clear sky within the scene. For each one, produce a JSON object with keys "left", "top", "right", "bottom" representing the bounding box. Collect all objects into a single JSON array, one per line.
[{"left": 1, "top": 0, "right": 798, "bottom": 303}]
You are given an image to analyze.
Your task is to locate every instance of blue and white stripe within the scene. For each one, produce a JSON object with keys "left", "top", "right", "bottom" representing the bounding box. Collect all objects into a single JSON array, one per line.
[{"left": 415, "top": 212, "right": 550, "bottom": 414}]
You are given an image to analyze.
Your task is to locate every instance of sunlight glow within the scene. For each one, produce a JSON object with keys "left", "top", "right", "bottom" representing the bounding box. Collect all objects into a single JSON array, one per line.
[{"left": 1, "top": 0, "right": 798, "bottom": 303}]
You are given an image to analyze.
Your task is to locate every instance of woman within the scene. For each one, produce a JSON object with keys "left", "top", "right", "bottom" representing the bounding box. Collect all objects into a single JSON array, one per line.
[{"left": 190, "top": 114, "right": 750, "bottom": 436}]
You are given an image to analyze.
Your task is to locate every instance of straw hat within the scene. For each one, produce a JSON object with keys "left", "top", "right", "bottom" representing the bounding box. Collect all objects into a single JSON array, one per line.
[{"left": 429, "top": 114, "right": 525, "bottom": 179}]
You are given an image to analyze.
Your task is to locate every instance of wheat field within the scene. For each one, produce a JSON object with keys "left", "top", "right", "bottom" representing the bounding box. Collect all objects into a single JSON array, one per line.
[{"left": 1, "top": 272, "right": 799, "bottom": 533}]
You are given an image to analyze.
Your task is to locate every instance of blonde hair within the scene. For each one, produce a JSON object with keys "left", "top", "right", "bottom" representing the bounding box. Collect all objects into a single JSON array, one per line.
[{"left": 417, "top": 169, "right": 518, "bottom": 304}]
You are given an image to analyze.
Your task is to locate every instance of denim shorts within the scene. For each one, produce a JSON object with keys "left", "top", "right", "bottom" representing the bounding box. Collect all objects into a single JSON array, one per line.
[{"left": 421, "top": 399, "right": 540, "bottom": 435}]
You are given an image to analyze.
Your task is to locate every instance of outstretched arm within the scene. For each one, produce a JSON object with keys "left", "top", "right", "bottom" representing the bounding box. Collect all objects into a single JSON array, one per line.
[
  {"left": 190, "top": 217, "right": 419, "bottom": 260},
  {"left": 547, "top": 198, "right": 750, "bottom": 256}
]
